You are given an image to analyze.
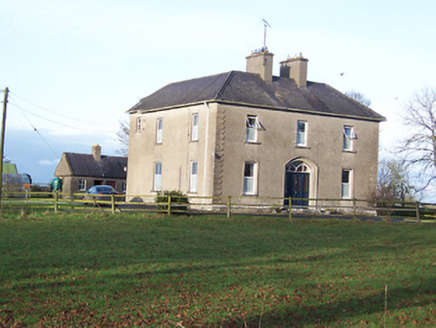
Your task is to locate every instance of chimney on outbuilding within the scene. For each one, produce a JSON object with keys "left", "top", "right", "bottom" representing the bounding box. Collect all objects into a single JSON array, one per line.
[
  {"left": 280, "top": 54, "right": 308, "bottom": 87},
  {"left": 92, "top": 144, "right": 101, "bottom": 162},
  {"left": 246, "top": 48, "right": 274, "bottom": 82}
]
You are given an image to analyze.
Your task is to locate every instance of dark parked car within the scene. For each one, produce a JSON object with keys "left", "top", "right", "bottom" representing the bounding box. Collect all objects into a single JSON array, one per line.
[{"left": 84, "top": 185, "right": 121, "bottom": 204}]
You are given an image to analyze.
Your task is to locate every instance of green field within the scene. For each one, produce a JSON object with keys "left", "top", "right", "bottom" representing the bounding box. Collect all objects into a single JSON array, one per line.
[{"left": 1, "top": 212, "right": 435, "bottom": 326}]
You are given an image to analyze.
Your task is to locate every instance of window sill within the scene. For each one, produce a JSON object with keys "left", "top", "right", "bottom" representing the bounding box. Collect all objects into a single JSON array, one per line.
[
  {"left": 342, "top": 150, "right": 356, "bottom": 154},
  {"left": 295, "top": 145, "right": 311, "bottom": 149},
  {"left": 245, "top": 141, "right": 261, "bottom": 145},
  {"left": 242, "top": 193, "right": 258, "bottom": 197}
]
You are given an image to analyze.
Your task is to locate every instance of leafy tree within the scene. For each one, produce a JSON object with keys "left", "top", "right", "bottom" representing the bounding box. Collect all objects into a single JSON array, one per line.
[
  {"left": 345, "top": 90, "right": 371, "bottom": 107},
  {"left": 115, "top": 120, "right": 129, "bottom": 156},
  {"left": 400, "top": 87, "right": 436, "bottom": 190}
]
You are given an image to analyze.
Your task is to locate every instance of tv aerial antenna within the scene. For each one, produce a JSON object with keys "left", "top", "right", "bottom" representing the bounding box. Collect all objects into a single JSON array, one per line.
[{"left": 262, "top": 19, "right": 271, "bottom": 49}]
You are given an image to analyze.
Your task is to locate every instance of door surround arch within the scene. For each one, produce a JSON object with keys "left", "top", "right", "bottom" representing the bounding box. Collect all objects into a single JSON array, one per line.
[{"left": 283, "top": 157, "right": 318, "bottom": 206}]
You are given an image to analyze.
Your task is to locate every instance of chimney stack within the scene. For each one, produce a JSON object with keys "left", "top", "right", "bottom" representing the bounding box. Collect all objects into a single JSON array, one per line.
[
  {"left": 246, "top": 49, "right": 274, "bottom": 82},
  {"left": 92, "top": 144, "right": 101, "bottom": 162},
  {"left": 280, "top": 55, "right": 308, "bottom": 87}
]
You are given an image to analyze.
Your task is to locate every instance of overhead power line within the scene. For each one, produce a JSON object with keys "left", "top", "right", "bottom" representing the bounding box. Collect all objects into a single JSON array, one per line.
[
  {"left": 9, "top": 100, "right": 91, "bottom": 132},
  {"left": 10, "top": 100, "right": 60, "bottom": 159},
  {"left": 9, "top": 91, "right": 106, "bottom": 126}
]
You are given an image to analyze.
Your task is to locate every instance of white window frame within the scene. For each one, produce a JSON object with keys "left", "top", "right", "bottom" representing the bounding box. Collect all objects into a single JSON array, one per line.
[
  {"left": 190, "top": 161, "right": 198, "bottom": 193},
  {"left": 121, "top": 182, "right": 127, "bottom": 192},
  {"left": 78, "top": 179, "right": 86, "bottom": 191},
  {"left": 136, "top": 117, "right": 142, "bottom": 133},
  {"left": 343, "top": 126, "right": 356, "bottom": 151},
  {"left": 243, "top": 162, "right": 258, "bottom": 195},
  {"left": 154, "top": 162, "right": 162, "bottom": 191},
  {"left": 191, "top": 113, "right": 199, "bottom": 141},
  {"left": 156, "top": 118, "right": 163, "bottom": 144},
  {"left": 341, "top": 169, "right": 352, "bottom": 199},
  {"left": 246, "top": 115, "right": 258, "bottom": 142},
  {"left": 296, "top": 120, "right": 308, "bottom": 146}
]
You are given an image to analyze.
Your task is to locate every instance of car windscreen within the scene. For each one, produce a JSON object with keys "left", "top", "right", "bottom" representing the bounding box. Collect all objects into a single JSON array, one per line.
[{"left": 96, "top": 186, "right": 113, "bottom": 192}]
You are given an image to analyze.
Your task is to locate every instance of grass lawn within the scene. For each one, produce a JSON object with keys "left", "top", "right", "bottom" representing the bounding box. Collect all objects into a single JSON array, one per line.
[{"left": 1, "top": 211, "right": 435, "bottom": 327}]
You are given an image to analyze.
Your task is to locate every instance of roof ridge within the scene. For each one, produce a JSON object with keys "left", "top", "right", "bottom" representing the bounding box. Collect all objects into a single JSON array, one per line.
[{"left": 214, "top": 71, "right": 235, "bottom": 100}]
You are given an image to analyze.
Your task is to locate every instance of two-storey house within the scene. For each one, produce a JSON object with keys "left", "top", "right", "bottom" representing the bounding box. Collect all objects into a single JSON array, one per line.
[{"left": 126, "top": 49, "right": 385, "bottom": 207}]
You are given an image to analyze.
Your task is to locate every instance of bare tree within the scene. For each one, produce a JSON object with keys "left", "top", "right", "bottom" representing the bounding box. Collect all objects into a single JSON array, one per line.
[
  {"left": 369, "top": 159, "right": 415, "bottom": 215},
  {"left": 116, "top": 120, "right": 129, "bottom": 156},
  {"left": 400, "top": 87, "right": 436, "bottom": 190},
  {"left": 378, "top": 159, "right": 414, "bottom": 202},
  {"left": 345, "top": 90, "right": 371, "bottom": 107}
]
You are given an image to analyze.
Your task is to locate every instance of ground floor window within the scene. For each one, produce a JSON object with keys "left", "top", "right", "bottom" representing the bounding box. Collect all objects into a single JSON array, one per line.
[
  {"left": 78, "top": 179, "right": 86, "bottom": 191},
  {"left": 243, "top": 162, "right": 258, "bottom": 195},
  {"left": 190, "top": 161, "right": 198, "bottom": 193},
  {"left": 154, "top": 162, "right": 162, "bottom": 191},
  {"left": 341, "top": 169, "right": 352, "bottom": 199}
]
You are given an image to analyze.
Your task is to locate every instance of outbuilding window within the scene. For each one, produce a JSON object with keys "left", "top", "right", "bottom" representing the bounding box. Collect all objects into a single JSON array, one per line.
[{"left": 78, "top": 179, "right": 86, "bottom": 191}]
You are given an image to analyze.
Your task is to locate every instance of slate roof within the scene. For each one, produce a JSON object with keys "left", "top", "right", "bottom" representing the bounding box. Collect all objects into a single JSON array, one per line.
[
  {"left": 129, "top": 71, "right": 385, "bottom": 121},
  {"left": 64, "top": 153, "right": 127, "bottom": 179}
]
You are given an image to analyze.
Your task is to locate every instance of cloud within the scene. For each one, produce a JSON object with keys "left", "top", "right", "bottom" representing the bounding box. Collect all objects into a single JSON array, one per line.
[{"left": 38, "top": 159, "right": 59, "bottom": 166}]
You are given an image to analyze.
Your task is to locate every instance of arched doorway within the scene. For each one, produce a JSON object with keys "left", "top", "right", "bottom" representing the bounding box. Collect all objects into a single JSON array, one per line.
[{"left": 284, "top": 160, "right": 310, "bottom": 207}]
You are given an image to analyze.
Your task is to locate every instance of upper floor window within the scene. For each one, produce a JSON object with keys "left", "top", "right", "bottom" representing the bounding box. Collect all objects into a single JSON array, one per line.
[
  {"left": 154, "top": 162, "right": 162, "bottom": 191},
  {"left": 341, "top": 169, "right": 352, "bottom": 199},
  {"left": 191, "top": 113, "right": 199, "bottom": 141},
  {"left": 243, "top": 162, "right": 258, "bottom": 195},
  {"left": 190, "top": 161, "right": 198, "bottom": 193},
  {"left": 343, "top": 126, "right": 356, "bottom": 151},
  {"left": 246, "top": 115, "right": 258, "bottom": 142},
  {"left": 136, "top": 117, "right": 142, "bottom": 133},
  {"left": 296, "top": 120, "right": 307, "bottom": 146},
  {"left": 156, "top": 118, "right": 163, "bottom": 144}
]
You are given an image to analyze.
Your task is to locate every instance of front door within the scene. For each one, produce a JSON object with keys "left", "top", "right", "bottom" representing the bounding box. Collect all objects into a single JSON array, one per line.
[{"left": 284, "top": 161, "right": 310, "bottom": 207}]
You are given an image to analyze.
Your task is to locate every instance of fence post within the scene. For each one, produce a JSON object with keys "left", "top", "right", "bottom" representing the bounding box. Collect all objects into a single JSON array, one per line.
[
  {"left": 416, "top": 201, "right": 421, "bottom": 223},
  {"left": 111, "top": 195, "right": 115, "bottom": 214},
  {"left": 167, "top": 195, "right": 171, "bottom": 215},
  {"left": 288, "top": 197, "right": 292, "bottom": 220},
  {"left": 226, "top": 196, "right": 231, "bottom": 218},
  {"left": 54, "top": 191, "right": 58, "bottom": 214},
  {"left": 353, "top": 198, "right": 357, "bottom": 220}
]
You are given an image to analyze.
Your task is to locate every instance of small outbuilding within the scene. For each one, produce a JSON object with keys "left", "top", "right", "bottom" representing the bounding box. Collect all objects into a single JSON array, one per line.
[{"left": 54, "top": 145, "right": 127, "bottom": 195}]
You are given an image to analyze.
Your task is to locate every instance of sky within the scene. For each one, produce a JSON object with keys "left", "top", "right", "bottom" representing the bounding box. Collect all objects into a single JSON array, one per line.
[{"left": 1, "top": 0, "right": 436, "bottom": 196}]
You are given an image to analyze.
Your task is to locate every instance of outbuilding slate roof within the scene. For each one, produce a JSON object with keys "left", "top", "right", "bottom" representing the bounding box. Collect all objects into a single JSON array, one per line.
[
  {"left": 64, "top": 153, "right": 127, "bottom": 179},
  {"left": 129, "top": 71, "right": 385, "bottom": 121}
]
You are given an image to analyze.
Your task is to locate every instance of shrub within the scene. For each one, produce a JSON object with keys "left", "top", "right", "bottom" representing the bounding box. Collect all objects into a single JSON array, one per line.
[{"left": 155, "top": 190, "right": 189, "bottom": 214}]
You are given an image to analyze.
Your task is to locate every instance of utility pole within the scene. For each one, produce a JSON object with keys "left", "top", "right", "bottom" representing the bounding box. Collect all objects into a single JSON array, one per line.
[{"left": 0, "top": 87, "right": 9, "bottom": 208}]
